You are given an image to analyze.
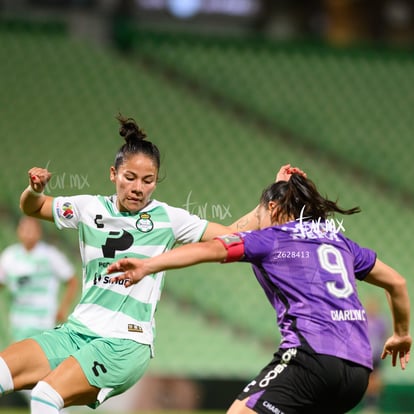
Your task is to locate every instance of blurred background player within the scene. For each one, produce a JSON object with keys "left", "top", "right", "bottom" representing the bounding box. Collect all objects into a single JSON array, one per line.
[{"left": 0, "top": 216, "right": 79, "bottom": 343}]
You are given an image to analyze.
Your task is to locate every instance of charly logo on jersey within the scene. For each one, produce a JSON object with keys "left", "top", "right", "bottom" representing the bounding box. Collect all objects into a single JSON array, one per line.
[
  {"left": 62, "top": 202, "right": 74, "bottom": 219},
  {"left": 136, "top": 213, "right": 154, "bottom": 233}
]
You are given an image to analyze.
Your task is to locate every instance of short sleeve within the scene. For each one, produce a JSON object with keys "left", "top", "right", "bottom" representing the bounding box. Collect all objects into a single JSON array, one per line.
[
  {"left": 345, "top": 237, "right": 377, "bottom": 280},
  {"left": 165, "top": 205, "right": 209, "bottom": 244},
  {"left": 53, "top": 195, "right": 91, "bottom": 230}
]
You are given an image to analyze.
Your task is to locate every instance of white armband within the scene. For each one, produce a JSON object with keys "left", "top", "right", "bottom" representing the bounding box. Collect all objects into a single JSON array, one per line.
[{"left": 27, "top": 185, "right": 44, "bottom": 197}]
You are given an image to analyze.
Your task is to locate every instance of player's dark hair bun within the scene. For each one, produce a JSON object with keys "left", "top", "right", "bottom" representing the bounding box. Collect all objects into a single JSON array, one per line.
[
  {"left": 113, "top": 112, "right": 161, "bottom": 172},
  {"left": 116, "top": 113, "right": 147, "bottom": 142}
]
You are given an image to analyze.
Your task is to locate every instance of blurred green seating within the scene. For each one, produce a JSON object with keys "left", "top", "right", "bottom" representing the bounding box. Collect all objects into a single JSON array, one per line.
[{"left": 130, "top": 30, "right": 414, "bottom": 200}]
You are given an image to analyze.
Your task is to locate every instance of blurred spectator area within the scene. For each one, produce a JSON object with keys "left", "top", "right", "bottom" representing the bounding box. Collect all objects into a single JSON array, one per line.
[{"left": 1, "top": 0, "right": 414, "bottom": 47}]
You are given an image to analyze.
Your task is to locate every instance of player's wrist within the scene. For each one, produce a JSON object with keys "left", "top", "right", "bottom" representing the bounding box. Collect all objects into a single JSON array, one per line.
[{"left": 27, "top": 185, "right": 44, "bottom": 197}]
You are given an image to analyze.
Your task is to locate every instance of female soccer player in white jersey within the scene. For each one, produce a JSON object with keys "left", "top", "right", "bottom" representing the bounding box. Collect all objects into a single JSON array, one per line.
[
  {"left": 107, "top": 173, "right": 411, "bottom": 414},
  {"left": 0, "top": 113, "right": 303, "bottom": 414}
]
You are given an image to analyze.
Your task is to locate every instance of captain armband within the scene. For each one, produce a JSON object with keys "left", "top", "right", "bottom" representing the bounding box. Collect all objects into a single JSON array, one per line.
[{"left": 214, "top": 234, "right": 245, "bottom": 263}]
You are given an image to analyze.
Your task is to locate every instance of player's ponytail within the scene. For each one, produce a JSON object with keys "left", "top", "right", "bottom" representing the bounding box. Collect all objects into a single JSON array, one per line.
[
  {"left": 260, "top": 174, "right": 360, "bottom": 224},
  {"left": 113, "top": 113, "right": 161, "bottom": 172}
]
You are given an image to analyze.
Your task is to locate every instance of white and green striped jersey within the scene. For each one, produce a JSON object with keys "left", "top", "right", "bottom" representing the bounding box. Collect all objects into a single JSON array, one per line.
[
  {"left": 53, "top": 195, "right": 208, "bottom": 351},
  {"left": 0, "top": 241, "right": 75, "bottom": 341}
]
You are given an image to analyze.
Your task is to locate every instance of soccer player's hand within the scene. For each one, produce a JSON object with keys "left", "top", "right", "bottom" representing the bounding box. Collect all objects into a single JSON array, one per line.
[
  {"left": 275, "top": 164, "right": 307, "bottom": 182},
  {"left": 381, "top": 334, "right": 412, "bottom": 369},
  {"left": 28, "top": 167, "right": 52, "bottom": 193},
  {"left": 107, "top": 258, "right": 148, "bottom": 287}
]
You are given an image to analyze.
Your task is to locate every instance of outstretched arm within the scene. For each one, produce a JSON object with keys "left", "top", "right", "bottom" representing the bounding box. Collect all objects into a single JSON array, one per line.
[
  {"left": 107, "top": 239, "right": 227, "bottom": 287},
  {"left": 364, "top": 259, "right": 411, "bottom": 370}
]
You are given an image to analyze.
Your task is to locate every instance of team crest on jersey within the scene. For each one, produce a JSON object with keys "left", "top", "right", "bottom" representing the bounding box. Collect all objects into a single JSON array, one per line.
[
  {"left": 136, "top": 213, "right": 154, "bottom": 233},
  {"left": 62, "top": 202, "right": 74, "bottom": 219}
]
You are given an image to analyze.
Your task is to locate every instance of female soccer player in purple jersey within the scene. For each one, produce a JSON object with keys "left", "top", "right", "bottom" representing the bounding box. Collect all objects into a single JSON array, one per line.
[{"left": 108, "top": 173, "right": 411, "bottom": 414}]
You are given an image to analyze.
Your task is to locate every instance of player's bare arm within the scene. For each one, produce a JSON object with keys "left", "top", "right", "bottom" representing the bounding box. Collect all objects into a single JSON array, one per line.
[
  {"left": 364, "top": 259, "right": 411, "bottom": 369},
  {"left": 20, "top": 167, "right": 54, "bottom": 221},
  {"left": 108, "top": 239, "right": 227, "bottom": 287}
]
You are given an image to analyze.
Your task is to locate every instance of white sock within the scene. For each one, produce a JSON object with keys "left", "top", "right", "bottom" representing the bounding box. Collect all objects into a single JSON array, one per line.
[
  {"left": 31, "top": 381, "right": 64, "bottom": 414},
  {"left": 0, "top": 356, "right": 14, "bottom": 396}
]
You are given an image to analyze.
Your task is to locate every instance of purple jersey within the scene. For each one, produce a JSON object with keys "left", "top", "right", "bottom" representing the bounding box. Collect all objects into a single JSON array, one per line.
[{"left": 239, "top": 220, "right": 377, "bottom": 369}]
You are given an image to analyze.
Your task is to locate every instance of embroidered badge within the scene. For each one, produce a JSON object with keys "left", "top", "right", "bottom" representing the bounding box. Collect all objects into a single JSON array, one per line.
[
  {"left": 62, "top": 202, "right": 74, "bottom": 219},
  {"left": 136, "top": 213, "right": 154, "bottom": 233}
]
